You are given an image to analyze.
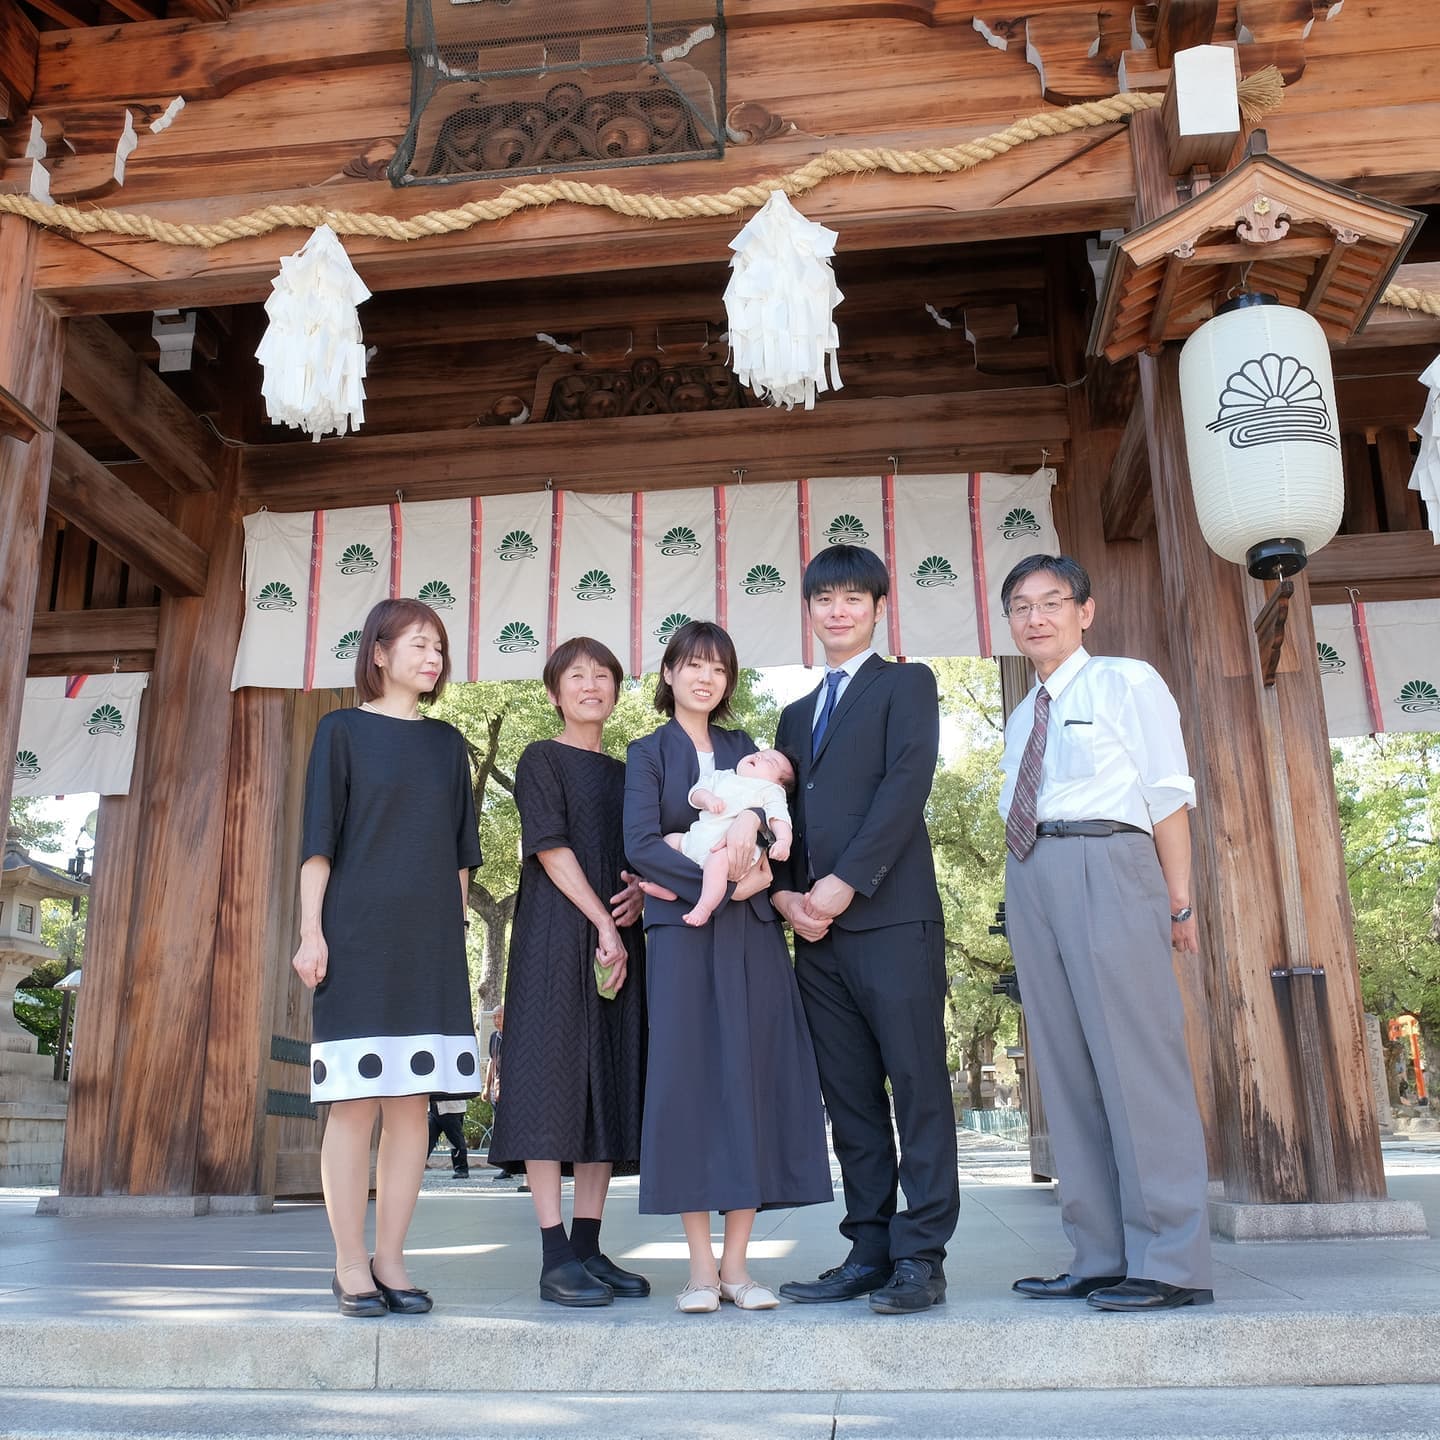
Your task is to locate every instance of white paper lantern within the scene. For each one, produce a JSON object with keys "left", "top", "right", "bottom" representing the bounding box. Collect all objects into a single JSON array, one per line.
[{"left": 1179, "top": 294, "right": 1344, "bottom": 577}]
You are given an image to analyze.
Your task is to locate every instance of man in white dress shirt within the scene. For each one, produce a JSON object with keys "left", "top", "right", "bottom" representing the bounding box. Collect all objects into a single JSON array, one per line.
[{"left": 998, "top": 554, "right": 1213, "bottom": 1312}]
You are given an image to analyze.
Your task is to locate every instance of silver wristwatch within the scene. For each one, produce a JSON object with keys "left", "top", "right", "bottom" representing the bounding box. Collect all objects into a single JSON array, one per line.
[{"left": 1170, "top": 906, "right": 1193, "bottom": 923}]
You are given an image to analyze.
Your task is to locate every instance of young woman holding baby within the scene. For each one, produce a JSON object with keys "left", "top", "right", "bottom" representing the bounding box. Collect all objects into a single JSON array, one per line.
[{"left": 622, "top": 621, "right": 831, "bottom": 1313}]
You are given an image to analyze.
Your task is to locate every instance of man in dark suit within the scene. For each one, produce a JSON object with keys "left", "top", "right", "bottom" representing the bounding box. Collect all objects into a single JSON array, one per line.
[{"left": 772, "top": 545, "right": 959, "bottom": 1314}]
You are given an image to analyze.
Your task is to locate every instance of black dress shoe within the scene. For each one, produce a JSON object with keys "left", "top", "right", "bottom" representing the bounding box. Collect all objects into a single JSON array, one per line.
[
  {"left": 1086, "top": 1278, "right": 1215, "bottom": 1311},
  {"left": 778, "top": 1260, "right": 893, "bottom": 1304},
  {"left": 869, "top": 1258, "right": 946, "bottom": 1314},
  {"left": 369, "top": 1263, "right": 433, "bottom": 1315},
  {"left": 581, "top": 1252, "right": 651, "bottom": 1298},
  {"left": 539, "top": 1256, "right": 614, "bottom": 1307},
  {"left": 1013, "top": 1272, "right": 1126, "bottom": 1299},
  {"left": 331, "top": 1271, "right": 386, "bottom": 1318}
]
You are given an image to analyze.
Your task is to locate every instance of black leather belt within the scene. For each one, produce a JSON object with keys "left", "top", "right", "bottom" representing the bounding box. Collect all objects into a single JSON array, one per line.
[{"left": 1035, "top": 820, "right": 1148, "bottom": 838}]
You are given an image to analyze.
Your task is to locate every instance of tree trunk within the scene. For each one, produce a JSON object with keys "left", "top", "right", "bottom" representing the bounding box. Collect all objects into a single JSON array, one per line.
[{"left": 468, "top": 878, "right": 516, "bottom": 1011}]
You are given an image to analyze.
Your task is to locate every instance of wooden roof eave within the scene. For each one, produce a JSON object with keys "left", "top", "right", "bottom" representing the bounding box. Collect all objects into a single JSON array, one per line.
[{"left": 1088, "top": 146, "right": 1426, "bottom": 363}]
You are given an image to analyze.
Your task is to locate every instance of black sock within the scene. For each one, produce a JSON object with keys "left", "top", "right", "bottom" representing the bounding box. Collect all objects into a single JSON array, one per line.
[
  {"left": 540, "top": 1223, "right": 574, "bottom": 1269},
  {"left": 570, "top": 1216, "right": 602, "bottom": 1262}
]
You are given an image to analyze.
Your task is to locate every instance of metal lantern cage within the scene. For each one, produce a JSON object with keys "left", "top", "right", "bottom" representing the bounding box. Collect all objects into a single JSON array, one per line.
[{"left": 390, "top": 0, "right": 727, "bottom": 187}]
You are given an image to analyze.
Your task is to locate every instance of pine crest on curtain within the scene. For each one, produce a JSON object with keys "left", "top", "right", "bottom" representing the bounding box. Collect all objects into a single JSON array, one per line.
[
  {"left": 230, "top": 472, "right": 1061, "bottom": 690},
  {"left": 1315, "top": 597, "right": 1440, "bottom": 737},
  {"left": 14, "top": 675, "right": 150, "bottom": 798}
]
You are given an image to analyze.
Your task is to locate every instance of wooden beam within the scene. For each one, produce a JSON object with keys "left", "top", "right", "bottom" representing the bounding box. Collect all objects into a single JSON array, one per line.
[
  {"left": 24, "top": 0, "right": 88, "bottom": 29},
  {"left": 239, "top": 389, "right": 1071, "bottom": 512},
  {"left": 0, "top": 378, "right": 47, "bottom": 443},
  {"left": 0, "top": 0, "right": 38, "bottom": 120},
  {"left": 49, "top": 430, "right": 209, "bottom": 595},
  {"left": 1154, "top": 0, "right": 1220, "bottom": 66},
  {"left": 27, "top": 604, "right": 159, "bottom": 674},
  {"left": 62, "top": 317, "right": 221, "bottom": 493},
  {"left": 1309, "top": 530, "right": 1440, "bottom": 605},
  {"left": 1101, "top": 398, "right": 1153, "bottom": 540}
]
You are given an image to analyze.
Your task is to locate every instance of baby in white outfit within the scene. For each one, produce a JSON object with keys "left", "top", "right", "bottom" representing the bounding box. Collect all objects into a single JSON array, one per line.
[{"left": 665, "top": 748, "right": 795, "bottom": 927}]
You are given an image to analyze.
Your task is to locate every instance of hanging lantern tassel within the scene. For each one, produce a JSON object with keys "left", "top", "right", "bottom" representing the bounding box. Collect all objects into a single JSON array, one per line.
[
  {"left": 724, "top": 190, "right": 843, "bottom": 411},
  {"left": 256, "top": 224, "right": 370, "bottom": 443},
  {"left": 1409, "top": 355, "right": 1440, "bottom": 544}
]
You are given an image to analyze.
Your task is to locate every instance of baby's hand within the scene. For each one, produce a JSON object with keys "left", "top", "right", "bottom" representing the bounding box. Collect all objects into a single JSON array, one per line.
[
  {"left": 769, "top": 839, "right": 791, "bottom": 862},
  {"left": 705, "top": 796, "right": 727, "bottom": 814}
]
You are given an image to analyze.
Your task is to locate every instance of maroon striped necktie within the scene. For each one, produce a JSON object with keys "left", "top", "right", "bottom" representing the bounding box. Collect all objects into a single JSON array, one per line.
[{"left": 1005, "top": 685, "right": 1051, "bottom": 861}]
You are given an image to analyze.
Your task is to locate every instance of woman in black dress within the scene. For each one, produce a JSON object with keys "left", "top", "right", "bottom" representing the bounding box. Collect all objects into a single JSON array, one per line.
[
  {"left": 293, "top": 598, "right": 481, "bottom": 1317},
  {"left": 489, "top": 637, "right": 649, "bottom": 1307},
  {"left": 623, "top": 622, "right": 831, "bottom": 1314}
]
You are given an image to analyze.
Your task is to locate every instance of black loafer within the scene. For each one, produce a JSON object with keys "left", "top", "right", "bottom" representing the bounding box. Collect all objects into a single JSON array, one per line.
[
  {"left": 540, "top": 1256, "right": 614, "bottom": 1307},
  {"left": 1013, "top": 1272, "right": 1126, "bottom": 1299},
  {"left": 778, "top": 1260, "right": 893, "bottom": 1304},
  {"left": 331, "top": 1272, "right": 386, "bottom": 1318},
  {"left": 369, "top": 1263, "right": 433, "bottom": 1314},
  {"left": 581, "top": 1252, "right": 651, "bottom": 1298},
  {"left": 869, "top": 1258, "right": 946, "bottom": 1314},
  {"left": 1086, "top": 1278, "right": 1214, "bottom": 1311}
]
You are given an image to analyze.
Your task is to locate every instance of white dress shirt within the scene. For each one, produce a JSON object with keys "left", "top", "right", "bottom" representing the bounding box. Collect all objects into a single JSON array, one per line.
[
  {"left": 811, "top": 646, "right": 878, "bottom": 727},
  {"left": 998, "top": 646, "right": 1195, "bottom": 835}
]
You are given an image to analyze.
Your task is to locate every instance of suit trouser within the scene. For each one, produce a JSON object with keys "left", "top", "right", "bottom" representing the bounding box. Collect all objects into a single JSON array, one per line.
[
  {"left": 1005, "top": 833, "right": 1211, "bottom": 1288},
  {"left": 428, "top": 1111, "right": 469, "bottom": 1174},
  {"left": 794, "top": 919, "right": 960, "bottom": 1269}
]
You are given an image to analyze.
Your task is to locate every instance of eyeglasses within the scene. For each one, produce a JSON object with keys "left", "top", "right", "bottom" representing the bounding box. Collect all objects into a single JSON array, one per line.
[{"left": 1004, "top": 596, "right": 1077, "bottom": 622}]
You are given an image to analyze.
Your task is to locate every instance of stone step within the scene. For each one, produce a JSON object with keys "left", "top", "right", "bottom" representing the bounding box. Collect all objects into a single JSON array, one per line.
[
  {"left": 0, "top": 1385, "right": 1437, "bottom": 1440},
  {"left": 2, "top": 1305, "right": 1438, "bottom": 1395}
]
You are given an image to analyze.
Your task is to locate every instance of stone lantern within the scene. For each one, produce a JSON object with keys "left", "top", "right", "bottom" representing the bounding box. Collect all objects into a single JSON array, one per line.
[{"left": 1, "top": 827, "right": 88, "bottom": 1186}]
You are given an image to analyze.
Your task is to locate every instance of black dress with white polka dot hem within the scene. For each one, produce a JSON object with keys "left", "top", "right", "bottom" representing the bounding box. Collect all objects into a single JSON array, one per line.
[{"left": 302, "top": 707, "right": 483, "bottom": 1103}]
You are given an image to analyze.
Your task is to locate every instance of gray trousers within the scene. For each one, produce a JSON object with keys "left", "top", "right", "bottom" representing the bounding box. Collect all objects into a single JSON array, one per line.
[{"left": 1005, "top": 832, "right": 1212, "bottom": 1288}]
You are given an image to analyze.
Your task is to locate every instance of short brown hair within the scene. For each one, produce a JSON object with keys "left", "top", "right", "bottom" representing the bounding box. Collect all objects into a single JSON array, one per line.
[
  {"left": 653, "top": 621, "right": 738, "bottom": 722},
  {"left": 542, "top": 636, "right": 624, "bottom": 718},
  {"left": 354, "top": 598, "right": 452, "bottom": 704}
]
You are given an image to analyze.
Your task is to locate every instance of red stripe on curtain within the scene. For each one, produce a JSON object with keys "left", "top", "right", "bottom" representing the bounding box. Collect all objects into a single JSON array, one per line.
[
  {"left": 797, "top": 478, "right": 813, "bottom": 669},
  {"left": 388, "top": 502, "right": 403, "bottom": 599},
  {"left": 713, "top": 485, "right": 729, "bottom": 632},
  {"left": 303, "top": 510, "right": 325, "bottom": 692},
  {"left": 546, "top": 489, "right": 564, "bottom": 660},
  {"left": 630, "top": 491, "right": 644, "bottom": 679},
  {"left": 468, "top": 497, "right": 482, "bottom": 682},
  {"left": 1351, "top": 592, "right": 1385, "bottom": 734},
  {"left": 881, "top": 470, "right": 903, "bottom": 660},
  {"left": 64, "top": 675, "right": 88, "bottom": 699},
  {"left": 968, "top": 472, "right": 992, "bottom": 660}
]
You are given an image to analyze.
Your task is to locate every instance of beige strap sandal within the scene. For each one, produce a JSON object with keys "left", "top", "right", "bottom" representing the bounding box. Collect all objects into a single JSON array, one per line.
[
  {"left": 719, "top": 1279, "right": 780, "bottom": 1310},
  {"left": 675, "top": 1282, "right": 722, "bottom": 1314}
]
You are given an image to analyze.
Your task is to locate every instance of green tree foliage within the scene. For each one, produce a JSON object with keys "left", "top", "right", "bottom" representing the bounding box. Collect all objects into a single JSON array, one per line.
[
  {"left": 430, "top": 669, "right": 778, "bottom": 1006},
  {"left": 7, "top": 798, "right": 64, "bottom": 855},
  {"left": 1332, "top": 733, "right": 1440, "bottom": 1076},
  {"left": 927, "top": 658, "right": 1019, "bottom": 1106}
]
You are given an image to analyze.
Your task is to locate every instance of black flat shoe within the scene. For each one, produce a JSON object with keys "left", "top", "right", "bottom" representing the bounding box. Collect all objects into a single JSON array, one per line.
[
  {"left": 869, "top": 1258, "right": 946, "bottom": 1314},
  {"left": 539, "top": 1256, "right": 614, "bottom": 1307},
  {"left": 331, "top": 1271, "right": 386, "bottom": 1318},
  {"left": 581, "top": 1252, "right": 651, "bottom": 1298},
  {"left": 1013, "top": 1272, "right": 1126, "bottom": 1299},
  {"left": 1086, "top": 1278, "right": 1214, "bottom": 1312},
  {"left": 370, "top": 1263, "right": 434, "bottom": 1315},
  {"left": 778, "top": 1260, "right": 893, "bottom": 1304}
]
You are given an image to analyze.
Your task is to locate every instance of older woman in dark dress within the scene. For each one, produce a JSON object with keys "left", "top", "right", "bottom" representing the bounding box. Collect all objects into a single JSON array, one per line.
[
  {"left": 488, "top": 637, "right": 649, "bottom": 1307},
  {"left": 624, "top": 622, "right": 831, "bottom": 1314}
]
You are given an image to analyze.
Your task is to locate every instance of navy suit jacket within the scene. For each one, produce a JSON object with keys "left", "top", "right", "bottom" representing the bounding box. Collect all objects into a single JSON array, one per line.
[
  {"left": 774, "top": 653, "right": 943, "bottom": 932},
  {"left": 623, "top": 719, "right": 775, "bottom": 930}
]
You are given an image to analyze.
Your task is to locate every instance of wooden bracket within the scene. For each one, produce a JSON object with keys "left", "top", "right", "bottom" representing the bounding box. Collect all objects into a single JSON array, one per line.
[
  {"left": 1253, "top": 577, "right": 1294, "bottom": 687},
  {"left": 0, "top": 380, "right": 47, "bottom": 444}
]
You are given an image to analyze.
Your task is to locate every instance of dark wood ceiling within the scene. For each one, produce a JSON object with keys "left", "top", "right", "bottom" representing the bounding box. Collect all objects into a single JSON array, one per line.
[{"left": 20, "top": 0, "right": 234, "bottom": 31}]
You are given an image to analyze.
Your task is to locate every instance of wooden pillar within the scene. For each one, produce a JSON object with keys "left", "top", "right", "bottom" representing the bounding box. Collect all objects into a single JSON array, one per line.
[
  {"left": 0, "top": 217, "right": 63, "bottom": 827},
  {"left": 1131, "top": 110, "right": 1386, "bottom": 1205},
  {"left": 60, "top": 458, "right": 248, "bottom": 1197}
]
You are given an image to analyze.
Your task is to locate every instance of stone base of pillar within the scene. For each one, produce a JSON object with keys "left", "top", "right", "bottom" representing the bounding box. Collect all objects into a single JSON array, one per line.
[
  {"left": 35, "top": 1194, "right": 275, "bottom": 1217},
  {"left": 1210, "top": 1197, "right": 1429, "bottom": 1242}
]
